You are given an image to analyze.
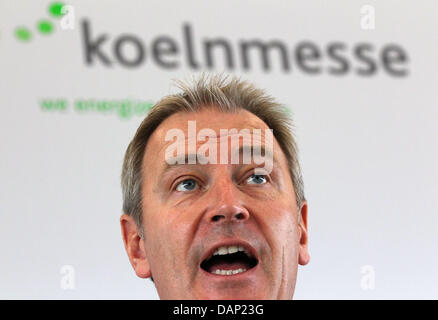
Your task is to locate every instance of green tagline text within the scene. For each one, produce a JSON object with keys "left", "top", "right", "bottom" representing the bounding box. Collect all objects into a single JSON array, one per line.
[{"left": 40, "top": 98, "right": 155, "bottom": 119}]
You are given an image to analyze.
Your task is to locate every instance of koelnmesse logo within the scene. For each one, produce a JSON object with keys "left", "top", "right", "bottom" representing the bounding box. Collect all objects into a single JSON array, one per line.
[
  {"left": 15, "top": 2, "right": 66, "bottom": 41},
  {"left": 15, "top": 2, "right": 410, "bottom": 77}
]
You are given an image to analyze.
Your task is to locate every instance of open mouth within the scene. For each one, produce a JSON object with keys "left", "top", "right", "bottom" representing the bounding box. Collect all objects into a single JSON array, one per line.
[{"left": 200, "top": 244, "right": 258, "bottom": 276}]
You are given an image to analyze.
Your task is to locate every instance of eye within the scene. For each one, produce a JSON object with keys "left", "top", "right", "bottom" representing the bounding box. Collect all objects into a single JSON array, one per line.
[
  {"left": 246, "top": 174, "right": 267, "bottom": 185},
  {"left": 175, "top": 178, "right": 198, "bottom": 192}
]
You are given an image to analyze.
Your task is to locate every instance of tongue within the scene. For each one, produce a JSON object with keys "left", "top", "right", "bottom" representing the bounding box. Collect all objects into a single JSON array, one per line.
[{"left": 207, "top": 261, "right": 250, "bottom": 273}]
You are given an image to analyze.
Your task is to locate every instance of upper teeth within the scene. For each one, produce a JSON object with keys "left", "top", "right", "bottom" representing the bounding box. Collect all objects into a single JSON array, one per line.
[{"left": 212, "top": 245, "right": 250, "bottom": 257}]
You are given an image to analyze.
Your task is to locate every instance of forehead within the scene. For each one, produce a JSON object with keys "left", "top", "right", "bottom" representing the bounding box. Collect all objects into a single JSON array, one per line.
[
  {"left": 142, "top": 107, "right": 286, "bottom": 170},
  {"left": 155, "top": 108, "right": 269, "bottom": 140}
]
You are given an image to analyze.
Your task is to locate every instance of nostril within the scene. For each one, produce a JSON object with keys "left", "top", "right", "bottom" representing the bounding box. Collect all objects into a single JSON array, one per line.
[
  {"left": 212, "top": 215, "right": 224, "bottom": 222},
  {"left": 235, "top": 213, "right": 245, "bottom": 220}
]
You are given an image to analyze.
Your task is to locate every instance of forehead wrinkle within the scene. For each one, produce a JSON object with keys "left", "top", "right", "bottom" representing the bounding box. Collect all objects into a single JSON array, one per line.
[
  {"left": 156, "top": 147, "right": 280, "bottom": 189},
  {"left": 149, "top": 132, "right": 282, "bottom": 178}
]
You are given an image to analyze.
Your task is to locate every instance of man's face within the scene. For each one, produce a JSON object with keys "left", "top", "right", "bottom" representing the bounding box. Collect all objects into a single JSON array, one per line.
[{"left": 121, "top": 108, "right": 309, "bottom": 299}]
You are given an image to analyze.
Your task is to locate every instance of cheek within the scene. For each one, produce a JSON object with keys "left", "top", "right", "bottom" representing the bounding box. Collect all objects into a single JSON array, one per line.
[
  {"left": 145, "top": 206, "right": 195, "bottom": 264},
  {"left": 260, "top": 202, "right": 300, "bottom": 253},
  {"left": 142, "top": 217, "right": 186, "bottom": 287},
  {"left": 267, "top": 207, "right": 300, "bottom": 284}
]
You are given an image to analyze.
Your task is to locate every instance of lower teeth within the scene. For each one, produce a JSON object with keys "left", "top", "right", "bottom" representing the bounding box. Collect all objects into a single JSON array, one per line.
[{"left": 213, "top": 268, "right": 247, "bottom": 275}]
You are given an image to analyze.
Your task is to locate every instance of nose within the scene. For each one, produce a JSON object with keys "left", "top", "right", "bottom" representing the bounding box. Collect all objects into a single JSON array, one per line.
[
  {"left": 210, "top": 204, "right": 249, "bottom": 223},
  {"left": 203, "top": 178, "right": 250, "bottom": 224}
]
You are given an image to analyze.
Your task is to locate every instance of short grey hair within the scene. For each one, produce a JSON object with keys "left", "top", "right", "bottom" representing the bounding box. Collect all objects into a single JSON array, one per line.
[{"left": 121, "top": 74, "right": 305, "bottom": 237}]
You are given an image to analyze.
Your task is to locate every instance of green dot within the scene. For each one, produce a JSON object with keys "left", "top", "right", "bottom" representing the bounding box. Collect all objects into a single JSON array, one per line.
[
  {"left": 49, "top": 2, "right": 65, "bottom": 17},
  {"left": 15, "top": 27, "right": 32, "bottom": 41},
  {"left": 38, "top": 20, "right": 54, "bottom": 34}
]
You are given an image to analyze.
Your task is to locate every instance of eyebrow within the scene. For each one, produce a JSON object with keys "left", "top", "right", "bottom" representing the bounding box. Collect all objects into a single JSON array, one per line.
[{"left": 159, "top": 145, "right": 277, "bottom": 179}]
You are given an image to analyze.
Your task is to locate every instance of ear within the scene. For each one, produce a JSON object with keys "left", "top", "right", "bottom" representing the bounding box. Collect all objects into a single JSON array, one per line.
[
  {"left": 120, "top": 214, "right": 152, "bottom": 278},
  {"left": 298, "top": 201, "right": 310, "bottom": 265}
]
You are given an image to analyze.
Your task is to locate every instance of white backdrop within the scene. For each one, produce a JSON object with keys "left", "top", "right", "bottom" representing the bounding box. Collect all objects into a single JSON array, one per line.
[{"left": 0, "top": 0, "right": 437, "bottom": 299}]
